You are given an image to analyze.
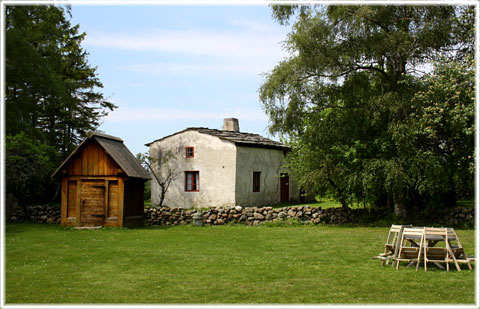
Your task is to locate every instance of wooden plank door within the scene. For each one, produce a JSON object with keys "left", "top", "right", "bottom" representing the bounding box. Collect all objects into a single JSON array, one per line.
[
  {"left": 80, "top": 180, "right": 106, "bottom": 226},
  {"left": 107, "top": 180, "right": 119, "bottom": 219},
  {"left": 280, "top": 173, "right": 289, "bottom": 203}
]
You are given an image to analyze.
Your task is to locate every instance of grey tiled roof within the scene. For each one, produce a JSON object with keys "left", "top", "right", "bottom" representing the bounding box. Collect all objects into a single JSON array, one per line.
[
  {"left": 146, "top": 127, "right": 290, "bottom": 151},
  {"left": 94, "top": 135, "right": 151, "bottom": 179}
]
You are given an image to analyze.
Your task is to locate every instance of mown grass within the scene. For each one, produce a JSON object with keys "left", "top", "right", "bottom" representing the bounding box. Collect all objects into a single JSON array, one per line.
[
  {"left": 271, "top": 198, "right": 365, "bottom": 209},
  {"left": 146, "top": 198, "right": 474, "bottom": 211},
  {"left": 275, "top": 197, "right": 476, "bottom": 210},
  {"left": 457, "top": 199, "right": 475, "bottom": 208},
  {"left": 5, "top": 223, "right": 476, "bottom": 305}
]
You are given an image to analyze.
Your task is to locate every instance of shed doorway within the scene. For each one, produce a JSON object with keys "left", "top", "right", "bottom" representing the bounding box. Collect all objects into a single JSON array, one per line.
[
  {"left": 80, "top": 180, "right": 105, "bottom": 226},
  {"left": 280, "top": 173, "right": 289, "bottom": 202}
]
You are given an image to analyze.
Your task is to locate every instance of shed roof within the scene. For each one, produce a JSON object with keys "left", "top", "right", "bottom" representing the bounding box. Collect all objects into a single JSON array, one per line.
[
  {"left": 52, "top": 131, "right": 151, "bottom": 180},
  {"left": 145, "top": 127, "right": 290, "bottom": 151}
]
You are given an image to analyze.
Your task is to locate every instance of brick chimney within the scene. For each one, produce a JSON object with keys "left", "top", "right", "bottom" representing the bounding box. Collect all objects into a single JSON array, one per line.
[{"left": 223, "top": 118, "right": 240, "bottom": 132}]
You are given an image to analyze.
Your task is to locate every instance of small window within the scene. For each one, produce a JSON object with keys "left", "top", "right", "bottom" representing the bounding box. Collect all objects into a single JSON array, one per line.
[
  {"left": 185, "top": 171, "right": 199, "bottom": 192},
  {"left": 186, "top": 147, "right": 194, "bottom": 158},
  {"left": 253, "top": 171, "right": 261, "bottom": 192}
]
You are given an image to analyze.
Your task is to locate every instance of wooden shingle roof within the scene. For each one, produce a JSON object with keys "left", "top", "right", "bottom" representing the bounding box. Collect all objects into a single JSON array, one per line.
[
  {"left": 52, "top": 131, "right": 151, "bottom": 179},
  {"left": 145, "top": 127, "right": 290, "bottom": 151}
]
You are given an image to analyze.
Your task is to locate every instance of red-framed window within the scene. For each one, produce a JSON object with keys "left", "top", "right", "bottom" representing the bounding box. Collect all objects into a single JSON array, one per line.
[
  {"left": 253, "top": 171, "right": 261, "bottom": 192},
  {"left": 185, "top": 171, "right": 199, "bottom": 192},
  {"left": 186, "top": 147, "right": 194, "bottom": 158}
]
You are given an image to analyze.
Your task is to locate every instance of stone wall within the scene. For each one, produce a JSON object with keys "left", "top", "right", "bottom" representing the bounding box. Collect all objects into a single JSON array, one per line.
[
  {"left": 9, "top": 205, "right": 61, "bottom": 224},
  {"left": 438, "top": 206, "right": 475, "bottom": 227},
  {"left": 144, "top": 205, "right": 357, "bottom": 226},
  {"left": 7, "top": 204, "right": 474, "bottom": 228},
  {"left": 143, "top": 205, "right": 475, "bottom": 227}
]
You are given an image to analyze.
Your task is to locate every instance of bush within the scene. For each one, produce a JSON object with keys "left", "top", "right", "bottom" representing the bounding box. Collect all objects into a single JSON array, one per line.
[{"left": 5, "top": 132, "right": 59, "bottom": 205}]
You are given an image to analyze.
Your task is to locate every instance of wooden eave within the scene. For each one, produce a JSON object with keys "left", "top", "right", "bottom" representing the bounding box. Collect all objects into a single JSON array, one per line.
[{"left": 52, "top": 131, "right": 151, "bottom": 180}]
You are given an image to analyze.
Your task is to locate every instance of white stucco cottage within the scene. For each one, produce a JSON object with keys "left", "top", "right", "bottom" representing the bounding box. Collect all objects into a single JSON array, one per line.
[{"left": 145, "top": 118, "right": 304, "bottom": 208}]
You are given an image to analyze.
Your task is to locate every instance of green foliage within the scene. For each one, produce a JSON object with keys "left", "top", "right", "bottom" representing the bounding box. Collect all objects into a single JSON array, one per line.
[
  {"left": 143, "top": 180, "right": 151, "bottom": 202},
  {"left": 260, "top": 5, "right": 474, "bottom": 216},
  {"left": 5, "top": 133, "right": 59, "bottom": 205},
  {"left": 5, "top": 5, "right": 115, "bottom": 156},
  {"left": 5, "top": 224, "right": 475, "bottom": 304},
  {"left": 5, "top": 5, "right": 115, "bottom": 202},
  {"left": 400, "top": 58, "right": 475, "bottom": 204}
]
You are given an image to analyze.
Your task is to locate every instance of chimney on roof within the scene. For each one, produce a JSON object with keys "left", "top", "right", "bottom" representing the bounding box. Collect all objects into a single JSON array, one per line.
[{"left": 223, "top": 118, "right": 240, "bottom": 132}]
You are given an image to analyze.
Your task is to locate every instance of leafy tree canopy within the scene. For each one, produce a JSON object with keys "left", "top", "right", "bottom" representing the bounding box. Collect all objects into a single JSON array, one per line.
[
  {"left": 5, "top": 5, "right": 116, "bottom": 204},
  {"left": 261, "top": 5, "right": 474, "bottom": 217},
  {"left": 6, "top": 5, "right": 116, "bottom": 157}
]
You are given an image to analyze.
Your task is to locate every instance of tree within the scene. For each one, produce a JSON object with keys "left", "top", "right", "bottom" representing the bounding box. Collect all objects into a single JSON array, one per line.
[
  {"left": 5, "top": 5, "right": 115, "bottom": 203},
  {"left": 5, "top": 5, "right": 116, "bottom": 158},
  {"left": 404, "top": 57, "right": 475, "bottom": 205},
  {"left": 137, "top": 152, "right": 180, "bottom": 208},
  {"left": 5, "top": 133, "right": 59, "bottom": 216},
  {"left": 260, "top": 5, "right": 473, "bottom": 218}
]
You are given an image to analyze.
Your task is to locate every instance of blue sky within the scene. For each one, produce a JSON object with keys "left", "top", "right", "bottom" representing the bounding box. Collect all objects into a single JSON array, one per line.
[{"left": 69, "top": 4, "right": 291, "bottom": 155}]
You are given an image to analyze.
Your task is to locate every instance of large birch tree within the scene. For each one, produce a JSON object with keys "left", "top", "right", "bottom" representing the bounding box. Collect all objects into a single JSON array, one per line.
[{"left": 260, "top": 5, "right": 474, "bottom": 217}]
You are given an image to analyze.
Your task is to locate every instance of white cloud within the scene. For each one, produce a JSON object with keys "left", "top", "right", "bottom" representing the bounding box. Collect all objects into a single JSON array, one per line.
[
  {"left": 104, "top": 106, "right": 268, "bottom": 123},
  {"left": 121, "top": 61, "right": 270, "bottom": 76},
  {"left": 229, "top": 19, "right": 281, "bottom": 33},
  {"left": 83, "top": 19, "right": 290, "bottom": 77},
  {"left": 85, "top": 28, "right": 286, "bottom": 58}
]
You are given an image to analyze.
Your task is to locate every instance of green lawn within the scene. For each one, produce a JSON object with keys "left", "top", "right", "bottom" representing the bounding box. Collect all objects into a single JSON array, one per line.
[
  {"left": 5, "top": 223, "right": 476, "bottom": 304},
  {"left": 457, "top": 199, "right": 475, "bottom": 208},
  {"left": 270, "top": 197, "right": 365, "bottom": 209},
  {"left": 146, "top": 197, "right": 474, "bottom": 210}
]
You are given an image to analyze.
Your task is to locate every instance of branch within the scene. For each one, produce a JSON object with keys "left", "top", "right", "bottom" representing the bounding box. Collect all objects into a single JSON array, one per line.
[
  {"left": 353, "top": 64, "right": 391, "bottom": 81},
  {"left": 298, "top": 62, "right": 391, "bottom": 83}
]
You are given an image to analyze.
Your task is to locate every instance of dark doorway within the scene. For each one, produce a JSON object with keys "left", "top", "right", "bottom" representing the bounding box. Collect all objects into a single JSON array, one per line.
[{"left": 280, "top": 173, "right": 289, "bottom": 202}]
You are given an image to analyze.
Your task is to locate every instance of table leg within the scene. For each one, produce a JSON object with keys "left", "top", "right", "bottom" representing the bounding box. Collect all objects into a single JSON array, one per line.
[
  {"left": 406, "top": 261, "right": 416, "bottom": 268},
  {"left": 407, "top": 239, "right": 419, "bottom": 248}
]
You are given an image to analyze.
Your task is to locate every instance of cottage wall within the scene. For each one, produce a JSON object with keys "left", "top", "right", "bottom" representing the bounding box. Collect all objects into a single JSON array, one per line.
[
  {"left": 150, "top": 131, "right": 237, "bottom": 208},
  {"left": 235, "top": 146, "right": 300, "bottom": 206}
]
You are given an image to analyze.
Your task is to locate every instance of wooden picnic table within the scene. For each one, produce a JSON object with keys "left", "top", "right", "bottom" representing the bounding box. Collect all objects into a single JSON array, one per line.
[
  {"left": 403, "top": 231, "right": 457, "bottom": 270},
  {"left": 404, "top": 233, "right": 456, "bottom": 248},
  {"left": 374, "top": 225, "right": 474, "bottom": 271}
]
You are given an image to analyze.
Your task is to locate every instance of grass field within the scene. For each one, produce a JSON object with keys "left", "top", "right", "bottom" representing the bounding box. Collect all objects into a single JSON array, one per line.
[
  {"left": 5, "top": 223, "right": 476, "bottom": 305},
  {"left": 145, "top": 196, "right": 364, "bottom": 209},
  {"left": 271, "top": 198, "right": 363, "bottom": 209}
]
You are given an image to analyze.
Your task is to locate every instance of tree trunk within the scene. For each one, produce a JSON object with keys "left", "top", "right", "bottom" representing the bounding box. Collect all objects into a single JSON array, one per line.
[
  {"left": 327, "top": 177, "right": 350, "bottom": 209},
  {"left": 444, "top": 189, "right": 456, "bottom": 208},
  {"left": 387, "top": 194, "right": 393, "bottom": 211},
  {"left": 338, "top": 196, "right": 349, "bottom": 209},
  {"left": 393, "top": 190, "right": 407, "bottom": 219},
  {"left": 446, "top": 153, "right": 457, "bottom": 207},
  {"left": 158, "top": 186, "right": 166, "bottom": 207},
  {"left": 159, "top": 196, "right": 165, "bottom": 207},
  {"left": 49, "top": 183, "right": 61, "bottom": 203}
]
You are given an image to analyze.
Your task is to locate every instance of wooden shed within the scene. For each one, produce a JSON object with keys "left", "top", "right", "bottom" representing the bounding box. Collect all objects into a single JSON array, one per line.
[{"left": 52, "top": 132, "right": 150, "bottom": 227}]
